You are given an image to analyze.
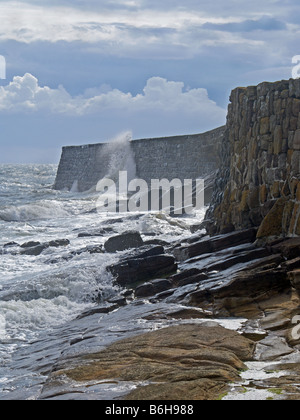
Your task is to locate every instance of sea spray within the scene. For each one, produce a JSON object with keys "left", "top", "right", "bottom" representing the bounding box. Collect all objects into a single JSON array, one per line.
[
  {"left": 95, "top": 132, "right": 137, "bottom": 212},
  {"left": 97, "top": 131, "right": 136, "bottom": 184}
]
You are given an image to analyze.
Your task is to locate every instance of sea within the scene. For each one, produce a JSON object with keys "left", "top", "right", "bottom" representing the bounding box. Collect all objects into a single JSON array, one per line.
[{"left": 0, "top": 163, "right": 207, "bottom": 399}]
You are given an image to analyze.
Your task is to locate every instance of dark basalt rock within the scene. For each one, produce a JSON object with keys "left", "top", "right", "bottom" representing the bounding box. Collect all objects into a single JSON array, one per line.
[
  {"left": 107, "top": 245, "right": 177, "bottom": 287},
  {"left": 21, "top": 244, "right": 49, "bottom": 256},
  {"left": 20, "top": 241, "right": 41, "bottom": 248},
  {"left": 170, "top": 269, "right": 209, "bottom": 287},
  {"left": 3, "top": 242, "right": 20, "bottom": 248},
  {"left": 108, "top": 255, "right": 177, "bottom": 287},
  {"left": 135, "top": 279, "right": 173, "bottom": 298},
  {"left": 20, "top": 239, "right": 70, "bottom": 256},
  {"left": 104, "top": 231, "right": 144, "bottom": 253}
]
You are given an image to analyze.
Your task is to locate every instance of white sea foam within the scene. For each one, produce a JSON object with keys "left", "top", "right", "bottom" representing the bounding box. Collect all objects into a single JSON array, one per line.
[
  {"left": 0, "top": 297, "right": 91, "bottom": 337},
  {"left": 0, "top": 201, "right": 70, "bottom": 222},
  {"left": 0, "top": 243, "right": 121, "bottom": 346}
]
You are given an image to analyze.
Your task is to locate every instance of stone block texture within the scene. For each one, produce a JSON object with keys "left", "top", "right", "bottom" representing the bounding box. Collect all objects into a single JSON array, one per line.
[{"left": 207, "top": 79, "right": 300, "bottom": 238}]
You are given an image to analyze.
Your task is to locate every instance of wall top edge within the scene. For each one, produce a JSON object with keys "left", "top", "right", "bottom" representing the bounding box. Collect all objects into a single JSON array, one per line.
[{"left": 61, "top": 125, "right": 226, "bottom": 151}]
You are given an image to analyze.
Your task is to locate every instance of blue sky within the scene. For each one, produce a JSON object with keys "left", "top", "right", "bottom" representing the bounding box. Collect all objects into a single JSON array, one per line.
[{"left": 0, "top": 0, "right": 299, "bottom": 163}]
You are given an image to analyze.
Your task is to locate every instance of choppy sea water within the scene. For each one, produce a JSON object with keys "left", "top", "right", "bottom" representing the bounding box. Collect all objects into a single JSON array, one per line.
[{"left": 0, "top": 164, "right": 207, "bottom": 398}]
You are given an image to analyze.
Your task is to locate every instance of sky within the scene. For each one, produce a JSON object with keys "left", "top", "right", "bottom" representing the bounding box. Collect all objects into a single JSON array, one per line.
[{"left": 0, "top": 0, "right": 299, "bottom": 163}]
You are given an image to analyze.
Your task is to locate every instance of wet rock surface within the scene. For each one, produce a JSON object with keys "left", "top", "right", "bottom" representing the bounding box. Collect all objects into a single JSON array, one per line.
[
  {"left": 2, "top": 227, "right": 300, "bottom": 400},
  {"left": 107, "top": 245, "right": 177, "bottom": 287},
  {"left": 17, "top": 239, "right": 70, "bottom": 256},
  {"left": 45, "top": 324, "right": 254, "bottom": 401},
  {"left": 104, "top": 231, "right": 144, "bottom": 253}
]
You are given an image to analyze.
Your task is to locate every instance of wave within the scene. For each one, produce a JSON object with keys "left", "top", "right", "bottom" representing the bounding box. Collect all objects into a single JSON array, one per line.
[
  {"left": 0, "top": 297, "right": 91, "bottom": 340},
  {"left": 0, "top": 253, "right": 119, "bottom": 340},
  {"left": 0, "top": 201, "right": 70, "bottom": 222}
]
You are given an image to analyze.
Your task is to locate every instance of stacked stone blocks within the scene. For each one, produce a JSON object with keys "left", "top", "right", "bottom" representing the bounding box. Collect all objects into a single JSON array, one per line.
[{"left": 210, "top": 79, "right": 300, "bottom": 238}]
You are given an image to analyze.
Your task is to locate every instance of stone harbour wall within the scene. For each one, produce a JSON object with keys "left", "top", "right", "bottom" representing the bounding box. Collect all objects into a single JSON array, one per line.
[
  {"left": 207, "top": 79, "right": 300, "bottom": 239},
  {"left": 54, "top": 126, "right": 225, "bottom": 193},
  {"left": 131, "top": 127, "right": 225, "bottom": 185}
]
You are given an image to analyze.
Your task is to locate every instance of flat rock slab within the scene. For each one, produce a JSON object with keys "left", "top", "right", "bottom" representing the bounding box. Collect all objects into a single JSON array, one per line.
[
  {"left": 43, "top": 324, "right": 255, "bottom": 401},
  {"left": 255, "top": 336, "right": 294, "bottom": 361},
  {"left": 174, "top": 228, "right": 257, "bottom": 262}
]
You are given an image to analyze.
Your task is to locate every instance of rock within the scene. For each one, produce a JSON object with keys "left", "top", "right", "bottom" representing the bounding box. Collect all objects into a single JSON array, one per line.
[
  {"left": 48, "top": 239, "right": 70, "bottom": 248},
  {"left": 167, "top": 307, "right": 212, "bottom": 320},
  {"left": 190, "top": 224, "right": 206, "bottom": 234},
  {"left": 241, "top": 330, "right": 268, "bottom": 342},
  {"left": 84, "top": 245, "right": 103, "bottom": 255},
  {"left": 21, "top": 244, "right": 49, "bottom": 256},
  {"left": 47, "top": 324, "right": 255, "bottom": 401},
  {"left": 189, "top": 265, "right": 291, "bottom": 318},
  {"left": 143, "top": 239, "right": 169, "bottom": 246},
  {"left": 20, "top": 241, "right": 41, "bottom": 248},
  {"left": 76, "top": 304, "right": 119, "bottom": 320},
  {"left": 107, "top": 296, "right": 127, "bottom": 306},
  {"left": 46, "top": 244, "right": 103, "bottom": 263},
  {"left": 255, "top": 336, "right": 294, "bottom": 361},
  {"left": 122, "top": 289, "right": 134, "bottom": 298},
  {"left": 185, "top": 234, "right": 208, "bottom": 244},
  {"left": 243, "top": 254, "right": 284, "bottom": 271},
  {"left": 135, "top": 279, "right": 173, "bottom": 298},
  {"left": 288, "top": 270, "right": 300, "bottom": 291},
  {"left": 272, "top": 238, "right": 300, "bottom": 259},
  {"left": 149, "top": 289, "right": 175, "bottom": 301},
  {"left": 108, "top": 253, "right": 177, "bottom": 287},
  {"left": 199, "top": 247, "right": 271, "bottom": 273},
  {"left": 20, "top": 239, "right": 70, "bottom": 256},
  {"left": 205, "top": 79, "right": 300, "bottom": 238},
  {"left": 259, "top": 311, "right": 292, "bottom": 331},
  {"left": 78, "top": 228, "right": 114, "bottom": 238},
  {"left": 3, "top": 242, "right": 20, "bottom": 248},
  {"left": 170, "top": 269, "right": 208, "bottom": 287},
  {"left": 104, "top": 231, "right": 144, "bottom": 253},
  {"left": 283, "top": 257, "right": 300, "bottom": 271},
  {"left": 129, "top": 245, "right": 165, "bottom": 259},
  {"left": 174, "top": 228, "right": 257, "bottom": 262},
  {"left": 257, "top": 198, "right": 287, "bottom": 239},
  {"left": 69, "top": 245, "right": 104, "bottom": 257}
]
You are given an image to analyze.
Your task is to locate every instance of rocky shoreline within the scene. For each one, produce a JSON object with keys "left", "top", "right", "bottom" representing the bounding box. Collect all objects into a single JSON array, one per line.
[
  {"left": 2, "top": 78, "right": 300, "bottom": 401},
  {"left": 2, "top": 226, "right": 298, "bottom": 401}
]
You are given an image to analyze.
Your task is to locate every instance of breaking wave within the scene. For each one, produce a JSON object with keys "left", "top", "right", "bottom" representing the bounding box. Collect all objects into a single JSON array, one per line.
[{"left": 0, "top": 201, "right": 70, "bottom": 222}]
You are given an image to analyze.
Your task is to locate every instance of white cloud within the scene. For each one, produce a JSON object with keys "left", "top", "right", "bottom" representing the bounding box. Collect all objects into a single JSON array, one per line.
[
  {"left": 0, "top": 2, "right": 208, "bottom": 44},
  {"left": 0, "top": 73, "right": 226, "bottom": 121},
  {"left": 0, "top": 73, "right": 72, "bottom": 113},
  {"left": 0, "top": 1, "right": 290, "bottom": 54},
  {"left": 0, "top": 73, "right": 226, "bottom": 146},
  {"left": 0, "top": 0, "right": 295, "bottom": 69}
]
